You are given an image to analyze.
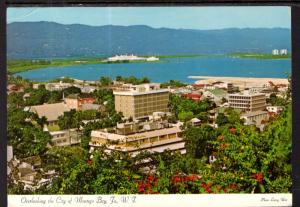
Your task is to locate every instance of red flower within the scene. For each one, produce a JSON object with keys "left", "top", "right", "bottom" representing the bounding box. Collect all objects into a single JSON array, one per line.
[
  {"left": 147, "top": 175, "right": 155, "bottom": 182},
  {"left": 186, "top": 174, "right": 198, "bottom": 182},
  {"left": 229, "top": 183, "right": 237, "bottom": 189},
  {"left": 224, "top": 188, "right": 228, "bottom": 193},
  {"left": 137, "top": 181, "right": 145, "bottom": 193},
  {"left": 201, "top": 183, "right": 213, "bottom": 193},
  {"left": 229, "top": 128, "right": 235, "bottom": 135},
  {"left": 252, "top": 173, "right": 263, "bottom": 184},
  {"left": 172, "top": 176, "right": 182, "bottom": 184}
]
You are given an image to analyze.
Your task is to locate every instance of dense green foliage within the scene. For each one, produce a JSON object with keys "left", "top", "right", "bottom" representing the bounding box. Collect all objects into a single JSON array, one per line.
[
  {"left": 169, "top": 94, "right": 214, "bottom": 122},
  {"left": 7, "top": 107, "right": 51, "bottom": 158},
  {"left": 116, "top": 76, "right": 150, "bottom": 85},
  {"left": 160, "top": 80, "right": 187, "bottom": 88},
  {"left": 267, "top": 93, "right": 286, "bottom": 106},
  {"left": 216, "top": 108, "right": 243, "bottom": 127},
  {"left": 99, "top": 77, "right": 112, "bottom": 86}
]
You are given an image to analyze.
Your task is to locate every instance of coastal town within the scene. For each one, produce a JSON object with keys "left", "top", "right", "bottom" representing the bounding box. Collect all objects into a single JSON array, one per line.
[
  {"left": 4, "top": 8, "right": 294, "bottom": 207},
  {"left": 7, "top": 65, "right": 291, "bottom": 194}
]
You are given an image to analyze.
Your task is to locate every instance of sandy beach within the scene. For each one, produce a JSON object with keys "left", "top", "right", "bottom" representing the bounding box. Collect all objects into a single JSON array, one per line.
[{"left": 189, "top": 76, "right": 288, "bottom": 89}]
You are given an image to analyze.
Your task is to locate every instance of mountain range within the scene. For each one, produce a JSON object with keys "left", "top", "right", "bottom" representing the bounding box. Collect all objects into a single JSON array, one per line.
[{"left": 7, "top": 21, "right": 291, "bottom": 59}]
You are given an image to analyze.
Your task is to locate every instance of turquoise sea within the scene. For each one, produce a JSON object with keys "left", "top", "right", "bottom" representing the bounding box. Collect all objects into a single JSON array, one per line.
[{"left": 15, "top": 57, "right": 291, "bottom": 84}]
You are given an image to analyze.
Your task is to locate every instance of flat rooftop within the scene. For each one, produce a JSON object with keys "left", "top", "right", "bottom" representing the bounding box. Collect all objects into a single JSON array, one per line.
[
  {"left": 91, "top": 126, "right": 182, "bottom": 142},
  {"left": 241, "top": 110, "right": 268, "bottom": 117}
]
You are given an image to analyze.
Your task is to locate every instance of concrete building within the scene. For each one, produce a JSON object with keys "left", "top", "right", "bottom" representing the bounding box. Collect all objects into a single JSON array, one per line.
[
  {"left": 89, "top": 122, "right": 185, "bottom": 156},
  {"left": 228, "top": 91, "right": 266, "bottom": 112},
  {"left": 50, "top": 129, "right": 81, "bottom": 146},
  {"left": 64, "top": 94, "right": 96, "bottom": 110},
  {"left": 45, "top": 82, "right": 72, "bottom": 91},
  {"left": 113, "top": 84, "right": 169, "bottom": 119},
  {"left": 241, "top": 110, "right": 269, "bottom": 126}
]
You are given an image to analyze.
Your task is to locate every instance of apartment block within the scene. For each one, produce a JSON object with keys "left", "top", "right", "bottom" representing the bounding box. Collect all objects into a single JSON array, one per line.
[
  {"left": 113, "top": 84, "right": 169, "bottom": 118},
  {"left": 228, "top": 91, "right": 266, "bottom": 112},
  {"left": 89, "top": 120, "right": 185, "bottom": 157},
  {"left": 50, "top": 129, "right": 81, "bottom": 147}
]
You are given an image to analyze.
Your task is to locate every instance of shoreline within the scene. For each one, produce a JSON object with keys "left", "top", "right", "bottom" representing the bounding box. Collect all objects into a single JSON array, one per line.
[{"left": 189, "top": 76, "right": 289, "bottom": 89}]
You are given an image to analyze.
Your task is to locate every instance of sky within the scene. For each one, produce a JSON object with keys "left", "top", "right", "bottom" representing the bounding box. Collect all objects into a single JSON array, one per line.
[{"left": 7, "top": 7, "right": 291, "bottom": 30}]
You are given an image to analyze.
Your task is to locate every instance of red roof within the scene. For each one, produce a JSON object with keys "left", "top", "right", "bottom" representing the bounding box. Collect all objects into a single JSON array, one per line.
[
  {"left": 192, "top": 84, "right": 205, "bottom": 88},
  {"left": 182, "top": 93, "right": 201, "bottom": 100}
]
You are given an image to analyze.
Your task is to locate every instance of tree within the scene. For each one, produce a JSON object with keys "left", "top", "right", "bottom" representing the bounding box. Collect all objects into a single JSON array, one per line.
[
  {"left": 8, "top": 92, "right": 24, "bottom": 108},
  {"left": 62, "top": 86, "right": 81, "bottom": 96},
  {"left": 48, "top": 91, "right": 63, "bottom": 103},
  {"left": 25, "top": 87, "right": 50, "bottom": 105},
  {"left": 99, "top": 76, "right": 112, "bottom": 86},
  {"left": 184, "top": 125, "right": 215, "bottom": 158},
  {"left": 140, "top": 77, "right": 150, "bottom": 83},
  {"left": 178, "top": 111, "right": 194, "bottom": 122},
  {"left": 216, "top": 113, "right": 229, "bottom": 126},
  {"left": 7, "top": 108, "right": 51, "bottom": 158},
  {"left": 116, "top": 76, "right": 124, "bottom": 82},
  {"left": 226, "top": 109, "right": 242, "bottom": 125},
  {"left": 57, "top": 109, "right": 77, "bottom": 130},
  {"left": 197, "top": 112, "right": 209, "bottom": 123}
]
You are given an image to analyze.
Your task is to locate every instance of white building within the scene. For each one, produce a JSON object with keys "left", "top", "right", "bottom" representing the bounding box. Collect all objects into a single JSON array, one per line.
[
  {"left": 241, "top": 110, "right": 269, "bottom": 126},
  {"left": 50, "top": 129, "right": 81, "bottom": 147},
  {"left": 272, "top": 49, "right": 288, "bottom": 55},
  {"left": 89, "top": 121, "right": 185, "bottom": 157},
  {"left": 272, "top": 49, "right": 279, "bottom": 55},
  {"left": 280, "top": 49, "right": 288, "bottom": 55},
  {"left": 228, "top": 91, "right": 266, "bottom": 112},
  {"left": 45, "top": 82, "right": 72, "bottom": 91}
]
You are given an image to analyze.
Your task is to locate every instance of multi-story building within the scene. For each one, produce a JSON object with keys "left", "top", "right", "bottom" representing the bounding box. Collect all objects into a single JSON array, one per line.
[
  {"left": 89, "top": 120, "right": 185, "bottom": 157},
  {"left": 228, "top": 91, "right": 266, "bottom": 112},
  {"left": 50, "top": 129, "right": 81, "bottom": 147},
  {"left": 113, "top": 83, "right": 169, "bottom": 119},
  {"left": 64, "top": 94, "right": 96, "bottom": 110}
]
